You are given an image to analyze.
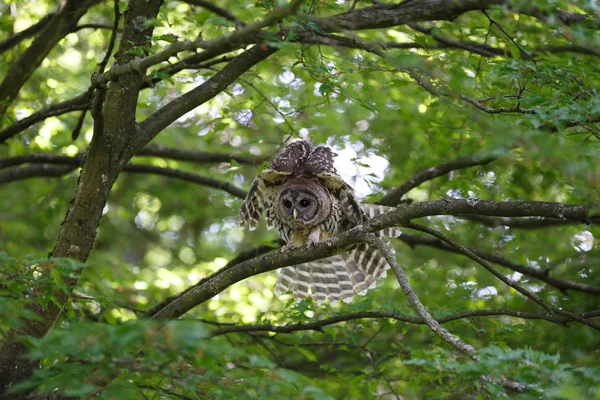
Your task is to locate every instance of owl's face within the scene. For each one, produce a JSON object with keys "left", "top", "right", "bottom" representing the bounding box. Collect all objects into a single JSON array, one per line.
[{"left": 276, "top": 182, "right": 331, "bottom": 229}]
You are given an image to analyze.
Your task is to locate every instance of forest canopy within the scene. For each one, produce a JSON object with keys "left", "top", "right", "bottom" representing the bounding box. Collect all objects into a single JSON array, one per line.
[{"left": 0, "top": 0, "right": 599, "bottom": 398}]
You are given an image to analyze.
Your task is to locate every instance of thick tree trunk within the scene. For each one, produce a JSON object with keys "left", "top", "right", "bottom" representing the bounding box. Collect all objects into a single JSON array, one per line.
[{"left": 0, "top": 1, "right": 163, "bottom": 396}]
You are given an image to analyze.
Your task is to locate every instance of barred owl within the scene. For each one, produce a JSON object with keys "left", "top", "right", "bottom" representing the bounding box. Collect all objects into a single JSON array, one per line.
[{"left": 240, "top": 140, "right": 400, "bottom": 304}]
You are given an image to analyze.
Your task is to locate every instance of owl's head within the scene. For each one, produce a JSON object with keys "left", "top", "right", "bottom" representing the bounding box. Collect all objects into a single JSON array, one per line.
[{"left": 276, "top": 180, "right": 331, "bottom": 229}]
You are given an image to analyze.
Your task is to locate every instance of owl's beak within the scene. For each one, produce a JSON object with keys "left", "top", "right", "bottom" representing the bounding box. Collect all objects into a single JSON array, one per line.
[{"left": 293, "top": 208, "right": 298, "bottom": 220}]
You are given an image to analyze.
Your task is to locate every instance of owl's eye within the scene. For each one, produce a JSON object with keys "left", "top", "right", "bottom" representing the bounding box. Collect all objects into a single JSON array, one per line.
[
  {"left": 299, "top": 199, "right": 310, "bottom": 207},
  {"left": 283, "top": 200, "right": 293, "bottom": 209}
]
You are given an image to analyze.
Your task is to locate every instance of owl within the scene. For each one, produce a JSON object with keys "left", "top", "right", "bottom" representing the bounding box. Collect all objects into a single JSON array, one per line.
[{"left": 240, "top": 140, "right": 400, "bottom": 304}]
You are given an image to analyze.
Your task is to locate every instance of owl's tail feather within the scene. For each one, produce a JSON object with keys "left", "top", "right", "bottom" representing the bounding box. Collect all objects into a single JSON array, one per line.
[{"left": 274, "top": 245, "right": 392, "bottom": 304}]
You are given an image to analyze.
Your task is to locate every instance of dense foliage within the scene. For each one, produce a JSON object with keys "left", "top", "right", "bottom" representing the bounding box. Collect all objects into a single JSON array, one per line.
[{"left": 0, "top": 0, "right": 599, "bottom": 398}]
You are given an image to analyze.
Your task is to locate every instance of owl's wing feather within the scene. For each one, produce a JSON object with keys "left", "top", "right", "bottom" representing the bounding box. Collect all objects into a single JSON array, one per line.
[
  {"left": 349, "top": 241, "right": 392, "bottom": 291},
  {"left": 361, "top": 204, "right": 402, "bottom": 238},
  {"left": 239, "top": 177, "right": 266, "bottom": 230},
  {"left": 240, "top": 170, "right": 289, "bottom": 230}
]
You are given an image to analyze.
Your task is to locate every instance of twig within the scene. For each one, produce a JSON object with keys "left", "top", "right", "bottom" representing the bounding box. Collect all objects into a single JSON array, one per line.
[
  {"left": 182, "top": 0, "right": 245, "bottom": 26},
  {"left": 209, "top": 308, "right": 585, "bottom": 337},
  {"left": 378, "top": 152, "right": 503, "bottom": 206},
  {"left": 404, "top": 222, "right": 600, "bottom": 331},
  {"left": 399, "top": 232, "right": 600, "bottom": 295},
  {"left": 362, "top": 233, "right": 478, "bottom": 358},
  {"left": 0, "top": 13, "right": 55, "bottom": 54}
]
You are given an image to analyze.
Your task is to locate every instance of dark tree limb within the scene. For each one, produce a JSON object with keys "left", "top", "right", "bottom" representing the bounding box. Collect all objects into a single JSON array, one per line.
[
  {"left": 399, "top": 232, "right": 600, "bottom": 295},
  {"left": 209, "top": 308, "right": 599, "bottom": 336},
  {"left": 0, "top": 13, "right": 55, "bottom": 54},
  {"left": 404, "top": 222, "right": 600, "bottom": 331},
  {"left": 0, "top": 145, "right": 263, "bottom": 170},
  {"left": 0, "top": 0, "right": 101, "bottom": 121},
  {"left": 378, "top": 151, "right": 503, "bottom": 206},
  {"left": 0, "top": 92, "right": 92, "bottom": 143},
  {"left": 149, "top": 199, "right": 599, "bottom": 322},
  {"left": 124, "top": 164, "right": 246, "bottom": 199},
  {"left": 182, "top": 0, "right": 245, "bottom": 26}
]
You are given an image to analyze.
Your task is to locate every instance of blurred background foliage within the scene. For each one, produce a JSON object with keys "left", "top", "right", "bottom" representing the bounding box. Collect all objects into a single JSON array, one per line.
[{"left": 0, "top": 0, "right": 599, "bottom": 398}]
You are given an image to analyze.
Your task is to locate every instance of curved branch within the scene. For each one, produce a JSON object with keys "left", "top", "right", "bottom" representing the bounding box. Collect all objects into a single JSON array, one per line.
[
  {"left": 124, "top": 164, "right": 246, "bottom": 199},
  {"left": 378, "top": 151, "right": 503, "bottom": 206},
  {"left": 363, "top": 233, "right": 477, "bottom": 358}
]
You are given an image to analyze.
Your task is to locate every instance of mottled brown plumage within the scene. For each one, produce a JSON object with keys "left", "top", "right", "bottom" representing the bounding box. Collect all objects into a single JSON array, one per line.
[{"left": 240, "top": 140, "right": 400, "bottom": 303}]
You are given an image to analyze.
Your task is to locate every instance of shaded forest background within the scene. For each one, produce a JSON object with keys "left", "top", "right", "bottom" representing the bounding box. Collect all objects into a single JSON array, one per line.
[{"left": 0, "top": 0, "right": 599, "bottom": 398}]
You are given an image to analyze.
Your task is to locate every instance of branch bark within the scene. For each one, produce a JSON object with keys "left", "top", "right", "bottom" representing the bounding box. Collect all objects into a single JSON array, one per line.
[{"left": 0, "top": 0, "right": 163, "bottom": 394}]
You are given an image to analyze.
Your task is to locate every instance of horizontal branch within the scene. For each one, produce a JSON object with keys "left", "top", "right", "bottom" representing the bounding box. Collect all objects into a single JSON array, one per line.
[
  {"left": 137, "top": 144, "right": 265, "bottom": 165},
  {"left": 0, "top": 91, "right": 92, "bottom": 143},
  {"left": 150, "top": 198, "right": 599, "bottom": 321},
  {"left": 0, "top": 160, "right": 246, "bottom": 198},
  {"left": 0, "top": 145, "right": 263, "bottom": 170},
  {"left": 210, "top": 308, "right": 598, "bottom": 336},
  {"left": 0, "top": 164, "right": 77, "bottom": 183},
  {"left": 461, "top": 214, "right": 583, "bottom": 229},
  {"left": 124, "top": 164, "right": 246, "bottom": 198}
]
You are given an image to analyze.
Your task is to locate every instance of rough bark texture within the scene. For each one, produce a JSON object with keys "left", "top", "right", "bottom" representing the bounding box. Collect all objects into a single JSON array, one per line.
[{"left": 0, "top": 0, "right": 163, "bottom": 395}]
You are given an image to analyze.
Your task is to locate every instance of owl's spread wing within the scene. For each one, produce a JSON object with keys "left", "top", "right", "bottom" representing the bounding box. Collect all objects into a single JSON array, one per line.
[
  {"left": 338, "top": 185, "right": 366, "bottom": 227},
  {"left": 361, "top": 204, "right": 402, "bottom": 238}
]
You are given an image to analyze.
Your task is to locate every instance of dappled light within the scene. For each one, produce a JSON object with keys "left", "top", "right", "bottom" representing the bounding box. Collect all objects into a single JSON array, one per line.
[{"left": 1, "top": 0, "right": 599, "bottom": 399}]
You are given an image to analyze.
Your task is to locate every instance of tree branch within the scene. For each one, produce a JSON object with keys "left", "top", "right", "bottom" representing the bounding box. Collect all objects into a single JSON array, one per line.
[
  {"left": 135, "top": 44, "right": 279, "bottom": 152},
  {"left": 0, "top": 13, "right": 55, "bottom": 54},
  {"left": 209, "top": 308, "right": 599, "bottom": 336},
  {"left": 404, "top": 222, "right": 600, "bottom": 331},
  {"left": 363, "top": 233, "right": 477, "bottom": 358},
  {"left": 399, "top": 232, "right": 600, "bottom": 295},
  {"left": 0, "top": 0, "right": 101, "bottom": 121},
  {"left": 92, "top": 0, "right": 302, "bottom": 87},
  {"left": 0, "top": 92, "right": 92, "bottom": 143},
  {"left": 124, "top": 164, "right": 246, "bottom": 199},
  {"left": 181, "top": 0, "right": 245, "bottom": 26},
  {"left": 149, "top": 199, "right": 599, "bottom": 321},
  {"left": 378, "top": 151, "right": 503, "bottom": 206}
]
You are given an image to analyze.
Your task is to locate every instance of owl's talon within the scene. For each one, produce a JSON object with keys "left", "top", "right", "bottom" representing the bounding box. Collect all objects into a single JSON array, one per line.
[
  {"left": 305, "top": 238, "right": 319, "bottom": 247},
  {"left": 280, "top": 243, "right": 296, "bottom": 252}
]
